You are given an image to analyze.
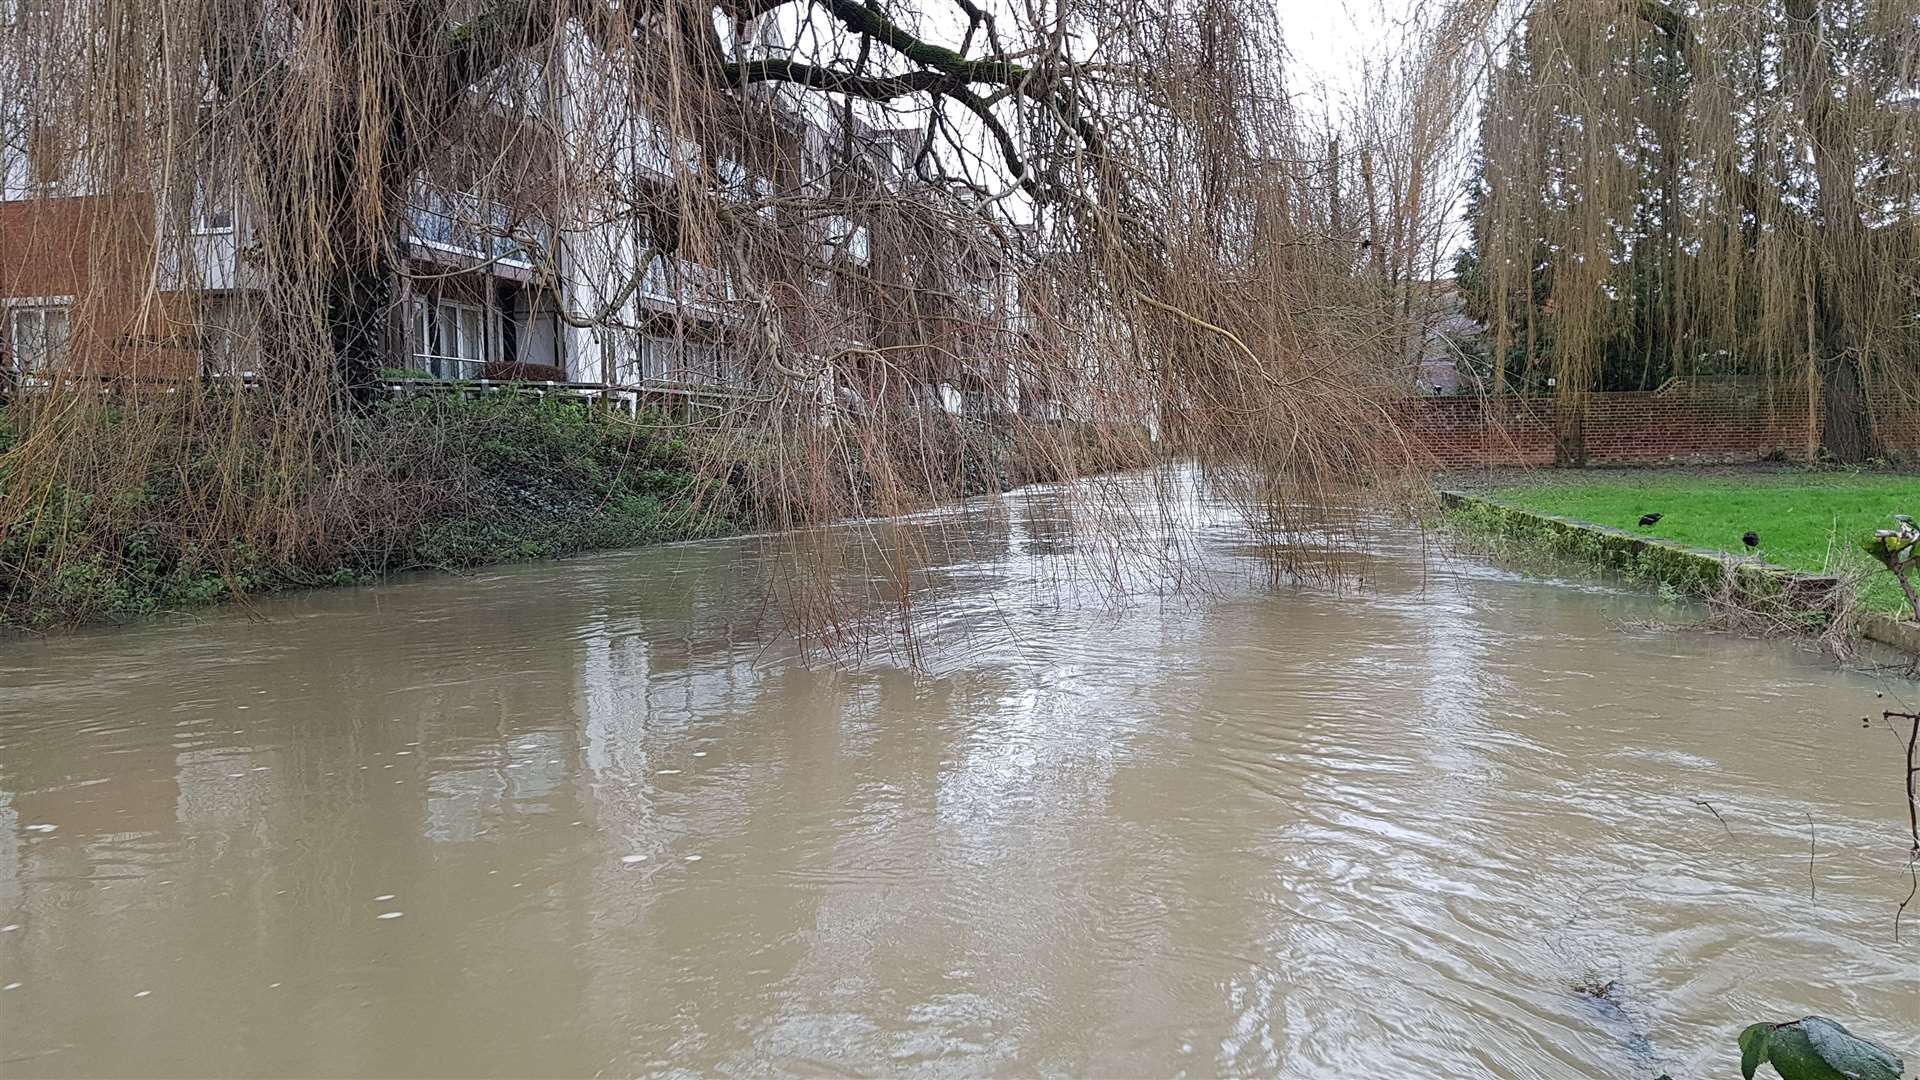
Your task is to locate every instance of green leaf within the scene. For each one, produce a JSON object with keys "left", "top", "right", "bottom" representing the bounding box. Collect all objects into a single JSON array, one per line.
[
  {"left": 1743, "top": 1023, "right": 1774, "bottom": 1080},
  {"left": 1800, "top": 1017, "right": 1904, "bottom": 1080},
  {"left": 1740, "top": 1018, "right": 1904, "bottom": 1080},
  {"left": 1762, "top": 1023, "right": 1851, "bottom": 1080}
]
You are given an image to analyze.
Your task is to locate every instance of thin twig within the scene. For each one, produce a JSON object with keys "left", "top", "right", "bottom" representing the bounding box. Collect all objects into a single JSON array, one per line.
[
  {"left": 1898, "top": 711, "right": 1920, "bottom": 856},
  {"left": 1895, "top": 711, "right": 1920, "bottom": 941},
  {"left": 1897, "top": 855, "right": 1918, "bottom": 944},
  {"left": 1692, "top": 799, "right": 1731, "bottom": 835}
]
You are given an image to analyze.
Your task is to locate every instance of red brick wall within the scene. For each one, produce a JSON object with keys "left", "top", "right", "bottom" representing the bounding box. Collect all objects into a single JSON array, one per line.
[
  {"left": 1877, "top": 393, "right": 1920, "bottom": 455},
  {"left": 1405, "top": 388, "right": 1917, "bottom": 468},
  {"left": 0, "top": 193, "right": 199, "bottom": 377}
]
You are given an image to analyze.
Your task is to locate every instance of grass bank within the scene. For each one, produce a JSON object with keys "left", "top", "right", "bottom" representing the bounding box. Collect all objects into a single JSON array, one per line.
[
  {"left": 1455, "top": 468, "right": 1920, "bottom": 617},
  {"left": 0, "top": 394, "right": 740, "bottom": 627}
]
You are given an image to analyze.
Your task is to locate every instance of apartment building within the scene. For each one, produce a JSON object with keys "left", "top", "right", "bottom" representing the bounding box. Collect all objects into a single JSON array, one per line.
[{"left": 0, "top": 17, "right": 1032, "bottom": 419}]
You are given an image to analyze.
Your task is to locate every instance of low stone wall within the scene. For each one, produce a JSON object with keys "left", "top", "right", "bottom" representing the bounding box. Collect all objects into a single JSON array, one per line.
[
  {"left": 1405, "top": 387, "right": 1916, "bottom": 468},
  {"left": 1862, "top": 614, "right": 1920, "bottom": 656},
  {"left": 1440, "top": 490, "right": 1783, "bottom": 593}
]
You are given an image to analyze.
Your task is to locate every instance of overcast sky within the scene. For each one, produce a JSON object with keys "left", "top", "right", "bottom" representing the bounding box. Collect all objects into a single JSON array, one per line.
[
  {"left": 1282, "top": 0, "right": 1483, "bottom": 257},
  {"left": 1280, "top": 0, "right": 1401, "bottom": 116}
]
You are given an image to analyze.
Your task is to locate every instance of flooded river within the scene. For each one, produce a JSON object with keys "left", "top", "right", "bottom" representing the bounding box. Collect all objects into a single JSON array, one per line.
[{"left": 0, "top": 474, "right": 1913, "bottom": 1077}]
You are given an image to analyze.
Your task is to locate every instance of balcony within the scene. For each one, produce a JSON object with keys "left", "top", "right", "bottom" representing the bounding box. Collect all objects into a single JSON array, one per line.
[
  {"left": 638, "top": 254, "right": 738, "bottom": 318},
  {"left": 406, "top": 189, "right": 549, "bottom": 270}
]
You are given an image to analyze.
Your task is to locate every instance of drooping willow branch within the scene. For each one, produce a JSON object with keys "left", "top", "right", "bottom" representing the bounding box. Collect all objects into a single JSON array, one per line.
[
  {"left": 0, "top": 0, "right": 1461, "bottom": 630},
  {"left": 1462, "top": 0, "right": 1916, "bottom": 461},
  {"left": 1900, "top": 711, "right": 1919, "bottom": 855}
]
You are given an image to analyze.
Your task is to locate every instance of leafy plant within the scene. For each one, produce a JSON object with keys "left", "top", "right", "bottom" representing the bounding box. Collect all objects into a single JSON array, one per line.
[
  {"left": 1739, "top": 1017, "right": 1904, "bottom": 1080},
  {"left": 1862, "top": 514, "right": 1919, "bottom": 619}
]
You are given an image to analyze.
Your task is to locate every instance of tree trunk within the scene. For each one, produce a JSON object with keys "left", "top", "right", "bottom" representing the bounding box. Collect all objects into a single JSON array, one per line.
[
  {"left": 1490, "top": 167, "right": 1509, "bottom": 396},
  {"left": 240, "top": 88, "right": 413, "bottom": 404},
  {"left": 1784, "top": 0, "right": 1879, "bottom": 462},
  {"left": 1819, "top": 350, "right": 1874, "bottom": 463},
  {"left": 1554, "top": 396, "right": 1585, "bottom": 467},
  {"left": 328, "top": 258, "right": 393, "bottom": 401},
  {"left": 1807, "top": 264, "right": 1878, "bottom": 459},
  {"left": 1360, "top": 149, "right": 1385, "bottom": 278},
  {"left": 1326, "top": 137, "right": 1342, "bottom": 241}
]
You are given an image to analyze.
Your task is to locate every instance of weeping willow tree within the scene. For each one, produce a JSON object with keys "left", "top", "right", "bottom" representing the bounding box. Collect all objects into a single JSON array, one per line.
[
  {"left": 1456, "top": 0, "right": 1920, "bottom": 462},
  {"left": 0, "top": 0, "right": 1469, "bottom": 625}
]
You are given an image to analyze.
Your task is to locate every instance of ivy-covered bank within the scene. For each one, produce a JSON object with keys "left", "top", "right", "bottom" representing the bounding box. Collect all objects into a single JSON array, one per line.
[
  {"left": 1452, "top": 471, "right": 1920, "bottom": 614},
  {"left": 0, "top": 395, "right": 741, "bottom": 627}
]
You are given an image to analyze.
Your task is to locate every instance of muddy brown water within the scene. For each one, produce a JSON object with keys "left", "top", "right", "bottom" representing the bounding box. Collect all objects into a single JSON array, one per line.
[{"left": 0, "top": 475, "right": 1914, "bottom": 1077}]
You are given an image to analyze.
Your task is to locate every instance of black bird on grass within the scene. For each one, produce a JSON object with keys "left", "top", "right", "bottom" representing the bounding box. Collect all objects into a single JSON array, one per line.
[
  {"left": 1743, "top": 530, "right": 1760, "bottom": 550},
  {"left": 1638, "top": 513, "right": 1663, "bottom": 527}
]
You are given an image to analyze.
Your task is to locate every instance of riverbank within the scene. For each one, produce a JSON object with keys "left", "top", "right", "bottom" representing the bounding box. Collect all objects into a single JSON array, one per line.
[
  {"left": 1446, "top": 466, "right": 1920, "bottom": 615},
  {"left": 0, "top": 395, "right": 744, "bottom": 627},
  {"left": 1437, "top": 465, "right": 1920, "bottom": 653},
  {"left": 0, "top": 393, "right": 1132, "bottom": 629}
]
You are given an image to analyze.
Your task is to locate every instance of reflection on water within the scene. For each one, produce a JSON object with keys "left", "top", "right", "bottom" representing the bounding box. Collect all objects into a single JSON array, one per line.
[{"left": 0, "top": 470, "right": 1913, "bottom": 1077}]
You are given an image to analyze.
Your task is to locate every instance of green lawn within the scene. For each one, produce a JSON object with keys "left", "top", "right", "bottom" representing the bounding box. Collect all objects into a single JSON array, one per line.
[{"left": 1479, "top": 471, "right": 1920, "bottom": 617}]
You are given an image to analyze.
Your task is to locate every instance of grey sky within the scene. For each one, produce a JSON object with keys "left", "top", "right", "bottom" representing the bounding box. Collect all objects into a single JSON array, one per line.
[{"left": 1280, "top": 0, "right": 1393, "bottom": 112}]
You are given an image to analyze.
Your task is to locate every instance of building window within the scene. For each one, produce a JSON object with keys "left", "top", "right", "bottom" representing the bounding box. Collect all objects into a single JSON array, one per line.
[
  {"left": 823, "top": 215, "right": 869, "bottom": 264},
  {"left": 412, "top": 298, "right": 494, "bottom": 378},
  {"left": 637, "top": 334, "right": 671, "bottom": 381},
  {"left": 196, "top": 296, "right": 256, "bottom": 376},
  {"left": 190, "top": 181, "right": 234, "bottom": 233},
  {"left": 640, "top": 254, "right": 674, "bottom": 301},
  {"left": 6, "top": 301, "right": 71, "bottom": 373},
  {"left": 632, "top": 335, "right": 741, "bottom": 386}
]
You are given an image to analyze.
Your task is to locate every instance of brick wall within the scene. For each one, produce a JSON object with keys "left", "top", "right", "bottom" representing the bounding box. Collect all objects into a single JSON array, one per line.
[
  {"left": 0, "top": 193, "right": 199, "bottom": 377},
  {"left": 1876, "top": 393, "right": 1920, "bottom": 455},
  {"left": 1404, "top": 387, "right": 1918, "bottom": 468}
]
